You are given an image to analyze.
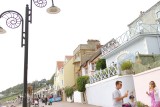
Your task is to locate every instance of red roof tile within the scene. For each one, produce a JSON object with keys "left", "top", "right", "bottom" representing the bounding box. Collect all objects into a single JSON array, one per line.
[
  {"left": 56, "top": 61, "right": 64, "bottom": 70},
  {"left": 65, "top": 56, "right": 73, "bottom": 60}
]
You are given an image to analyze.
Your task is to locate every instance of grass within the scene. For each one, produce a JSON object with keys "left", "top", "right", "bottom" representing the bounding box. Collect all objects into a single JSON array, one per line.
[{"left": 0, "top": 94, "right": 19, "bottom": 103}]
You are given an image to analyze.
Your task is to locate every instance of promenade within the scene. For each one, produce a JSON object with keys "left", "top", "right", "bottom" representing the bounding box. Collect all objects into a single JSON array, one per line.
[
  {"left": 41, "top": 102, "right": 100, "bottom": 107},
  {"left": 10, "top": 102, "right": 100, "bottom": 107}
]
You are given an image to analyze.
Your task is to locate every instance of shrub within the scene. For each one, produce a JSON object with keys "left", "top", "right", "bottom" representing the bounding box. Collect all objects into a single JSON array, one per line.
[
  {"left": 96, "top": 59, "right": 106, "bottom": 70},
  {"left": 121, "top": 60, "right": 132, "bottom": 71},
  {"left": 76, "top": 76, "right": 89, "bottom": 92},
  {"left": 136, "top": 101, "right": 146, "bottom": 107},
  {"left": 64, "top": 86, "right": 74, "bottom": 98}
]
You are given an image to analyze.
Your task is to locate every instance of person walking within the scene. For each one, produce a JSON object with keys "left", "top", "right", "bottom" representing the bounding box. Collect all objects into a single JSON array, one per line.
[
  {"left": 112, "top": 80, "right": 128, "bottom": 107},
  {"left": 146, "top": 81, "right": 160, "bottom": 107},
  {"left": 44, "top": 97, "right": 48, "bottom": 105}
]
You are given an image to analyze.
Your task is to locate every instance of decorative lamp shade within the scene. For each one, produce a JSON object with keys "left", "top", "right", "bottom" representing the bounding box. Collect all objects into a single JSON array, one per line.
[
  {"left": 0, "top": 26, "right": 6, "bottom": 34},
  {"left": 47, "top": 6, "right": 60, "bottom": 14}
]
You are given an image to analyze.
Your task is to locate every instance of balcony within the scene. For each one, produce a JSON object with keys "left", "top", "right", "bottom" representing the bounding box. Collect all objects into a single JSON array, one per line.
[
  {"left": 101, "top": 24, "right": 160, "bottom": 57},
  {"left": 73, "top": 57, "right": 81, "bottom": 63}
]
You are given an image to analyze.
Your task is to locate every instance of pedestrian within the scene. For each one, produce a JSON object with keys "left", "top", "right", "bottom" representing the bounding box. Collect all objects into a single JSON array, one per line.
[
  {"left": 48, "top": 94, "right": 53, "bottom": 105},
  {"left": 45, "top": 97, "right": 48, "bottom": 105},
  {"left": 129, "top": 95, "right": 136, "bottom": 107},
  {"left": 146, "top": 81, "right": 160, "bottom": 107},
  {"left": 112, "top": 80, "right": 128, "bottom": 107}
]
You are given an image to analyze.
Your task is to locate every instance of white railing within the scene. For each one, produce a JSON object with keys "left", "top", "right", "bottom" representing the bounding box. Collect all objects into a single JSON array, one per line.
[
  {"left": 89, "top": 66, "right": 118, "bottom": 84},
  {"left": 101, "top": 24, "right": 160, "bottom": 56}
]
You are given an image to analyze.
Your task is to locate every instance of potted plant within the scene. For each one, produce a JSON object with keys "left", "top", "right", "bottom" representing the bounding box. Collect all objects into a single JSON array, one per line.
[
  {"left": 120, "top": 60, "right": 133, "bottom": 75},
  {"left": 64, "top": 86, "right": 74, "bottom": 102},
  {"left": 136, "top": 101, "right": 147, "bottom": 107}
]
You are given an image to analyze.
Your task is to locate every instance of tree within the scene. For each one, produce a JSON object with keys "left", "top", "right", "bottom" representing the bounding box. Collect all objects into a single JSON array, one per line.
[
  {"left": 96, "top": 59, "right": 106, "bottom": 70},
  {"left": 64, "top": 86, "right": 74, "bottom": 99},
  {"left": 76, "top": 76, "right": 89, "bottom": 92},
  {"left": 49, "top": 73, "right": 55, "bottom": 85},
  {"left": 76, "top": 76, "right": 89, "bottom": 104}
]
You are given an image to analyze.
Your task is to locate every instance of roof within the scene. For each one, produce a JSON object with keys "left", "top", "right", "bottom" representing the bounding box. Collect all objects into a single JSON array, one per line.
[
  {"left": 89, "top": 48, "right": 101, "bottom": 62},
  {"left": 65, "top": 56, "right": 73, "bottom": 60},
  {"left": 128, "top": 1, "right": 160, "bottom": 26},
  {"left": 81, "top": 48, "right": 102, "bottom": 67},
  {"left": 56, "top": 61, "right": 64, "bottom": 70}
]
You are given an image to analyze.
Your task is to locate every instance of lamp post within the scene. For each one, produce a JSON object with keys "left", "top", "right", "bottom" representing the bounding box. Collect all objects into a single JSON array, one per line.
[
  {"left": 32, "top": 83, "right": 35, "bottom": 104},
  {"left": 0, "top": 1, "right": 60, "bottom": 107}
]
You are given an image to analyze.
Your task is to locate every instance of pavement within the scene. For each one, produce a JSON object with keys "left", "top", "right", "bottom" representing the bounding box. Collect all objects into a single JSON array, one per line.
[
  {"left": 2, "top": 101, "right": 100, "bottom": 107},
  {"left": 37, "top": 102, "right": 100, "bottom": 107},
  {"left": 28, "top": 101, "right": 100, "bottom": 107}
]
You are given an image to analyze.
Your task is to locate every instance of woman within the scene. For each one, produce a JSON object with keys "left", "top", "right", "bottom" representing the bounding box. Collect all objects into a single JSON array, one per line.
[{"left": 146, "top": 81, "right": 160, "bottom": 107}]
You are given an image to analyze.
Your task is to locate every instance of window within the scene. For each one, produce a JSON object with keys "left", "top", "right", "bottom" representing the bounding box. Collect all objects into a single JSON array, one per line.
[
  {"left": 91, "top": 63, "right": 95, "bottom": 70},
  {"left": 62, "top": 80, "right": 63, "bottom": 85},
  {"left": 61, "top": 68, "right": 63, "bottom": 74},
  {"left": 136, "top": 20, "right": 143, "bottom": 33},
  {"left": 85, "top": 68, "right": 88, "bottom": 75},
  {"left": 157, "top": 11, "right": 160, "bottom": 19},
  {"left": 155, "top": 6, "right": 160, "bottom": 19}
]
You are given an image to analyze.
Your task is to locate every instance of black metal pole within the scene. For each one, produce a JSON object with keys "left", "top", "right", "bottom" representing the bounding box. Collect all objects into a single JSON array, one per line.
[
  {"left": 23, "top": 4, "right": 29, "bottom": 107},
  {"left": 33, "top": 84, "right": 35, "bottom": 104},
  {"left": 51, "top": 0, "right": 54, "bottom": 6}
]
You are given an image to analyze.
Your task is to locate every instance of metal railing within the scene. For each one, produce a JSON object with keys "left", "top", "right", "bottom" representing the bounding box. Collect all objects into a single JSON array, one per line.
[
  {"left": 101, "top": 24, "right": 160, "bottom": 56},
  {"left": 89, "top": 66, "right": 118, "bottom": 84}
]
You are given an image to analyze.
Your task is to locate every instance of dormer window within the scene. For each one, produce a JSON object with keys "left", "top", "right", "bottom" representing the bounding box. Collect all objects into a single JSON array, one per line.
[
  {"left": 156, "top": 11, "right": 160, "bottom": 19},
  {"left": 136, "top": 20, "right": 143, "bottom": 33},
  {"left": 155, "top": 5, "right": 160, "bottom": 23}
]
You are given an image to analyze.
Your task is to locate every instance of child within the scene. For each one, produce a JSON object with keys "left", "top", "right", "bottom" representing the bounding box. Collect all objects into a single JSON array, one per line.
[
  {"left": 146, "top": 81, "right": 160, "bottom": 107},
  {"left": 129, "top": 95, "right": 136, "bottom": 107}
]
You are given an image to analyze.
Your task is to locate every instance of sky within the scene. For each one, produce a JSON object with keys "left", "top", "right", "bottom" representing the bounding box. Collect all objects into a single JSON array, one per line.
[{"left": 0, "top": 0, "right": 159, "bottom": 92}]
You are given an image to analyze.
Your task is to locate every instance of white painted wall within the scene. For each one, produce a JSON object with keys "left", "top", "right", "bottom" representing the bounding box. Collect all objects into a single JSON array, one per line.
[
  {"left": 74, "top": 91, "right": 83, "bottom": 103},
  {"left": 133, "top": 67, "right": 160, "bottom": 106},
  {"left": 86, "top": 67, "right": 160, "bottom": 106},
  {"left": 86, "top": 75, "right": 135, "bottom": 107},
  {"left": 82, "top": 63, "right": 94, "bottom": 76},
  {"left": 88, "top": 63, "right": 92, "bottom": 76},
  {"left": 82, "top": 68, "right": 86, "bottom": 76},
  {"left": 145, "top": 36, "right": 160, "bottom": 54}
]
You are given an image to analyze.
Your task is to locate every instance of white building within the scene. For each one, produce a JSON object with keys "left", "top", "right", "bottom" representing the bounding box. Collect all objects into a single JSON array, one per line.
[
  {"left": 101, "top": 1, "right": 160, "bottom": 70},
  {"left": 81, "top": 49, "right": 101, "bottom": 76}
]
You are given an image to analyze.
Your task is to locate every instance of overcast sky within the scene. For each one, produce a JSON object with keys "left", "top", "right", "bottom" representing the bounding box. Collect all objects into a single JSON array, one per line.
[{"left": 0, "top": 0, "right": 159, "bottom": 92}]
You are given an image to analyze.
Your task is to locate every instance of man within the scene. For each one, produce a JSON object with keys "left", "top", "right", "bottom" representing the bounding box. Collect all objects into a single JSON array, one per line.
[{"left": 112, "top": 81, "right": 128, "bottom": 107}]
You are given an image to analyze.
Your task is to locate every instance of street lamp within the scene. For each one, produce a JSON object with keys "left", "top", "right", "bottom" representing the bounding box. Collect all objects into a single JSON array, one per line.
[
  {"left": 0, "top": 0, "right": 60, "bottom": 107},
  {"left": 0, "top": 26, "right": 6, "bottom": 34},
  {"left": 32, "top": 83, "right": 35, "bottom": 104}
]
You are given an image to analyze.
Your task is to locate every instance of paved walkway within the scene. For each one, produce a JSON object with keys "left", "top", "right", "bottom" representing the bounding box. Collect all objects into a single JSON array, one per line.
[
  {"left": 4, "top": 101, "right": 100, "bottom": 107},
  {"left": 34, "top": 102, "right": 100, "bottom": 107},
  {"left": 48, "top": 102, "right": 100, "bottom": 107}
]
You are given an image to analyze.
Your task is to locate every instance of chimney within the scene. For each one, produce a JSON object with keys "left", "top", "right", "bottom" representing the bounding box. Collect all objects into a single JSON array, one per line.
[
  {"left": 87, "top": 39, "right": 100, "bottom": 45},
  {"left": 87, "top": 39, "right": 101, "bottom": 50},
  {"left": 140, "top": 11, "right": 144, "bottom": 16}
]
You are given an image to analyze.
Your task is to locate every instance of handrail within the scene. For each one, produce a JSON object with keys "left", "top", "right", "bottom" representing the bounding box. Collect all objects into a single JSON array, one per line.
[{"left": 101, "top": 24, "right": 160, "bottom": 56}]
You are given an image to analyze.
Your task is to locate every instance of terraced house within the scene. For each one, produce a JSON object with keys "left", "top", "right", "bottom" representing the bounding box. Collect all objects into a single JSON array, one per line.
[
  {"left": 54, "top": 56, "right": 75, "bottom": 101},
  {"left": 73, "top": 39, "right": 101, "bottom": 80},
  {"left": 54, "top": 61, "right": 64, "bottom": 96}
]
